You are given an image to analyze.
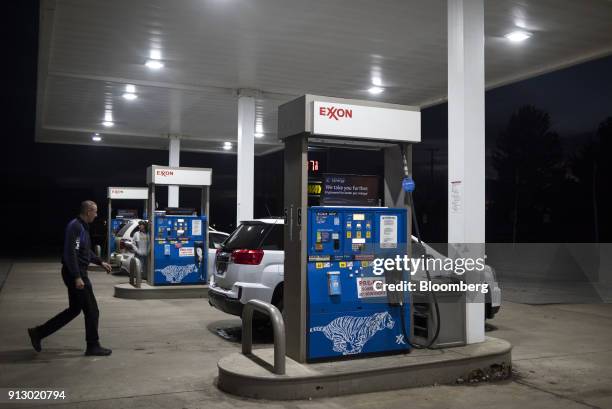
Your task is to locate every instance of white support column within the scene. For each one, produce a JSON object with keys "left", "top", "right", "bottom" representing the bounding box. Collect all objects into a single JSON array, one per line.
[
  {"left": 168, "top": 135, "right": 180, "bottom": 207},
  {"left": 237, "top": 94, "right": 255, "bottom": 225},
  {"left": 448, "top": 0, "right": 486, "bottom": 344}
]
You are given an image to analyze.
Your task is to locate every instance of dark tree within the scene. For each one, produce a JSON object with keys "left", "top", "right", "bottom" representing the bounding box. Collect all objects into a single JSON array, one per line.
[{"left": 492, "top": 105, "right": 563, "bottom": 242}]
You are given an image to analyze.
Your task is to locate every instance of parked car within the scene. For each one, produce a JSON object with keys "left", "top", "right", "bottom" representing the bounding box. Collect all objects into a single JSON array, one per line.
[
  {"left": 208, "top": 218, "right": 501, "bottom": 320},
  {"left": 208, "top": 219, "right": 284, "bottom": 317},
  {"left": 109, "top": 219, "right": 229, "bottom": 277}
]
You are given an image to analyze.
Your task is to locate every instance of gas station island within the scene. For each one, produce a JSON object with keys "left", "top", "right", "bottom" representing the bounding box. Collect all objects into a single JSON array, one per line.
[{"left": 214, "top": 95, "right": 511, "bottom": 399}]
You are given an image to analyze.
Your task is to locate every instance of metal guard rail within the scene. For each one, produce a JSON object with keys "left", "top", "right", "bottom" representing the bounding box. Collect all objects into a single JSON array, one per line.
[{"left": 241, "top": 299, "right": 286, "bottom": 375}]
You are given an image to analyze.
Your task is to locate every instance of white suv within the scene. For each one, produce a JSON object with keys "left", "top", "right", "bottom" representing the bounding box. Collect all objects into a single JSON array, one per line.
[
  {"left": 208, "top": 219, "right": 501, "bottom": 319},
  {"left": 208, "top": 219, "right": 285, "bottom": 316}
]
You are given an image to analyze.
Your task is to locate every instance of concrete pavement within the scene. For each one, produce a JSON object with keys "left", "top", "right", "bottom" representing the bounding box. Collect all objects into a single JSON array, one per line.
[{"left": 0, "top": 260, "right": 611, "bottom": 409}]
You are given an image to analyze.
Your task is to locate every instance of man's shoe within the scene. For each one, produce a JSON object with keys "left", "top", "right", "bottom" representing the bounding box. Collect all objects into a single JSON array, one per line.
[
  {"left": 27, "top": 328, "right": 41, "bottom": 352},
  {"left": 85, "top": 344, "right": 112, "bottom": 356}
]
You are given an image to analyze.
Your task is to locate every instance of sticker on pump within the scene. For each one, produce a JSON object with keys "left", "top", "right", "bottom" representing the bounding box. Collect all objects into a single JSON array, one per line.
[
  {"left": 356, "top": 277, "right": 386, "bottom": 298},
  {"left": 179, "top": 247, "right": 195, "bottom": 257},
  {"left": 192, "top": 219, "right": 202, "bottom": 236},
  {"left": 380, "top": 215, "right": 398, "bottom": 249}
]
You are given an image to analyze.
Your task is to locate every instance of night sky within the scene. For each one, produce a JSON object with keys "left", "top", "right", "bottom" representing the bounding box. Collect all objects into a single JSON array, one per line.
[{"left": 3, "top": 1, "right": 612, "bottom": 257}]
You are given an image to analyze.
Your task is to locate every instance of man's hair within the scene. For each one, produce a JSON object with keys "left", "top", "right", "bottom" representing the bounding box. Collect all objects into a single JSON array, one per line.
[{"left": 80, "top": 200, "right": 97, "bottom": 215}]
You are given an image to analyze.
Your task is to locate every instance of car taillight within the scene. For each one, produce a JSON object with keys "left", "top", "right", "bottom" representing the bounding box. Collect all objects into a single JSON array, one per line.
[{"left": 231, "top": 249, "right": 264, "bottom": 265}]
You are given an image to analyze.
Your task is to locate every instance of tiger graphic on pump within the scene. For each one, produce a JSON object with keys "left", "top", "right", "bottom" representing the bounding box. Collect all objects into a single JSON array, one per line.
[{"left": 310, "top": 312, "right": 395, "bottom": 355}]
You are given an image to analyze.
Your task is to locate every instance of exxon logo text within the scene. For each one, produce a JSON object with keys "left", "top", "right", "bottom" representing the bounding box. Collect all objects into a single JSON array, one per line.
[
  {"left": 319, "top": 106, "right": 353, "bottom": 120},
  {"left": 156, "top": 170, "right": 174, "bottom": 177}
]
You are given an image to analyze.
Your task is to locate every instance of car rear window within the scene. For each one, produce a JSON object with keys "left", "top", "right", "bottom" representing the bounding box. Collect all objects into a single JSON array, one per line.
[
  {"left": 223, "top": 222, "right": 284, "bottom": 250},
  {"left": 261, "top": 224, "right": 283, "bottom": 250}
]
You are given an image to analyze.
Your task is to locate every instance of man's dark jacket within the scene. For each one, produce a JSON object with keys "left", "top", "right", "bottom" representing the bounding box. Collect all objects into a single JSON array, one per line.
[{"left": 62, "top": 217, "right": 102, "bottom": 279}]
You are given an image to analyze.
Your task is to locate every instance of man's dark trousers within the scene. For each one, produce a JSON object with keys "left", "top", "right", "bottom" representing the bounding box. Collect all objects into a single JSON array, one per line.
[{"left": 35, "top": 267, "right": 99, "bottom": 345}]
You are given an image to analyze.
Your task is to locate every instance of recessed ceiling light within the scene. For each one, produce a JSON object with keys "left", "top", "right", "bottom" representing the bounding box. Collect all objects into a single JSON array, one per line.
[
  {"left": 125, "top": 84, "right": 136, "bottom": 93},
  {"left": 223, "top": 142, "right": 232, "bottom": 150},
  {"left": 505, "top": 31, "right": 531, "bottom": 42},
  {"left": 146, "top": 50, "right": 164, "bottom": 69},
  {"left": 122, "top": 93, "right": 138, "bottom": 100},
  {"left": 368, "top": 86, "right": 384, "bottom": 95},
  {"left": 92, "top": 134, "right": 102, "bottom": 142},
  {"left": 255, "top": 122, "right": 264, "bottom": 137},
  {"left": 103, "top": 111, "right": 114, "bottom": 126},
  {"left": 145, "top": 60, "right": 164, "bottom": 69},
  {"left": 145, "top": 59, "right": 164, "bottom": 69}
]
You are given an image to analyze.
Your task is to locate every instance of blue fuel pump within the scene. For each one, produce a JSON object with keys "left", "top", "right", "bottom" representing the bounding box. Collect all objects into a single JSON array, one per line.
[
  {"left": 306, "top": 206, "right": 411, "bottom": 361},
  {"left": 152, "top": 212, "right": 207, "bottom": 285},
  {"left": 108, "top": 218, "right": 124, "bottom": 255}
]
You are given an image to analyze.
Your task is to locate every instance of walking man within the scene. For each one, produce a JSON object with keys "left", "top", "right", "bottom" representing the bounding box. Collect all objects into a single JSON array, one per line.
[{"left": 28, "top": 200, "right": 113, "bottom": 356}]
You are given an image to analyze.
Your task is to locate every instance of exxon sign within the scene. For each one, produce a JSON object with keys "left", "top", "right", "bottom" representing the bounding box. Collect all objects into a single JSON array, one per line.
[
  {"left": 156, "top": 169, "right": 174, "bottom": 177},
  {"left": 319, "top": 106, "right": 353, "bottom": 121}
]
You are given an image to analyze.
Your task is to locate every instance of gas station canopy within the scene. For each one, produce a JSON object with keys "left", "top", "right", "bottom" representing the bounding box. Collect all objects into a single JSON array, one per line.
[{"left": 36, "top": 0, "right": 612, "bottom": 154}]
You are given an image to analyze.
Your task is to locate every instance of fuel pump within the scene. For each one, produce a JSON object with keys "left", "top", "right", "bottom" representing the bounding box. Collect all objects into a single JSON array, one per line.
[
  {"left": 106, "top": 187, "right": 148, "bottom": 264},
  {"left": 279, "top": 94, "right": 423, "bottom": 363},
  {"left": 152, "top": 209, "right": 207, "bottom": 285},
  {"left": 146, "top": 166, "right": 212, "bottom": 286},
  {"left": 306, "top": 206, "right": 411, "bottom": 360}
]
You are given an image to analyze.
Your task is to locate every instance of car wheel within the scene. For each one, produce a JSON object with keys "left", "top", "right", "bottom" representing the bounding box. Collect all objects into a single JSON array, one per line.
[
  {"left": 272, "top": 284, "right": 283, "bottom": 310},
  {"left": 485, "top": 302, "right": 493, "bottom": 319}
]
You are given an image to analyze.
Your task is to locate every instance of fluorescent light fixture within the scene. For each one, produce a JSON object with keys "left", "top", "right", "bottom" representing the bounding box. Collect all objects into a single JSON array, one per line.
[
  {"left": 122, "top": 93, "right": 138, "bottom": 100},
  {"left": 223, "top": 142, "right": 232, "bottom": 150},
  {"left": 103, "top": 111, "right": 114, "bottom": 126},
  {"left": 371, "top": 77, "right": 383, "bottom": 87},
  {"left": 254, "top": 133, "right": 264, "bottom": 138},
  {"left": 125, "top": 84, "right": 136, "bottom": 93},
  {"left": 145, "top": 59, "right": 164, "bottom": 69},
  {"left": 368, "top": 86, "right": 384, "bottom": 95},
  {"left": 505, "top": 30, "right": 531, "bottom": 42},
  {"left": 146, "top": 49, "right": 164, "bottom": 69},
  {"left": 92, "top": 134, "right": 102, "bottom": 142}
]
